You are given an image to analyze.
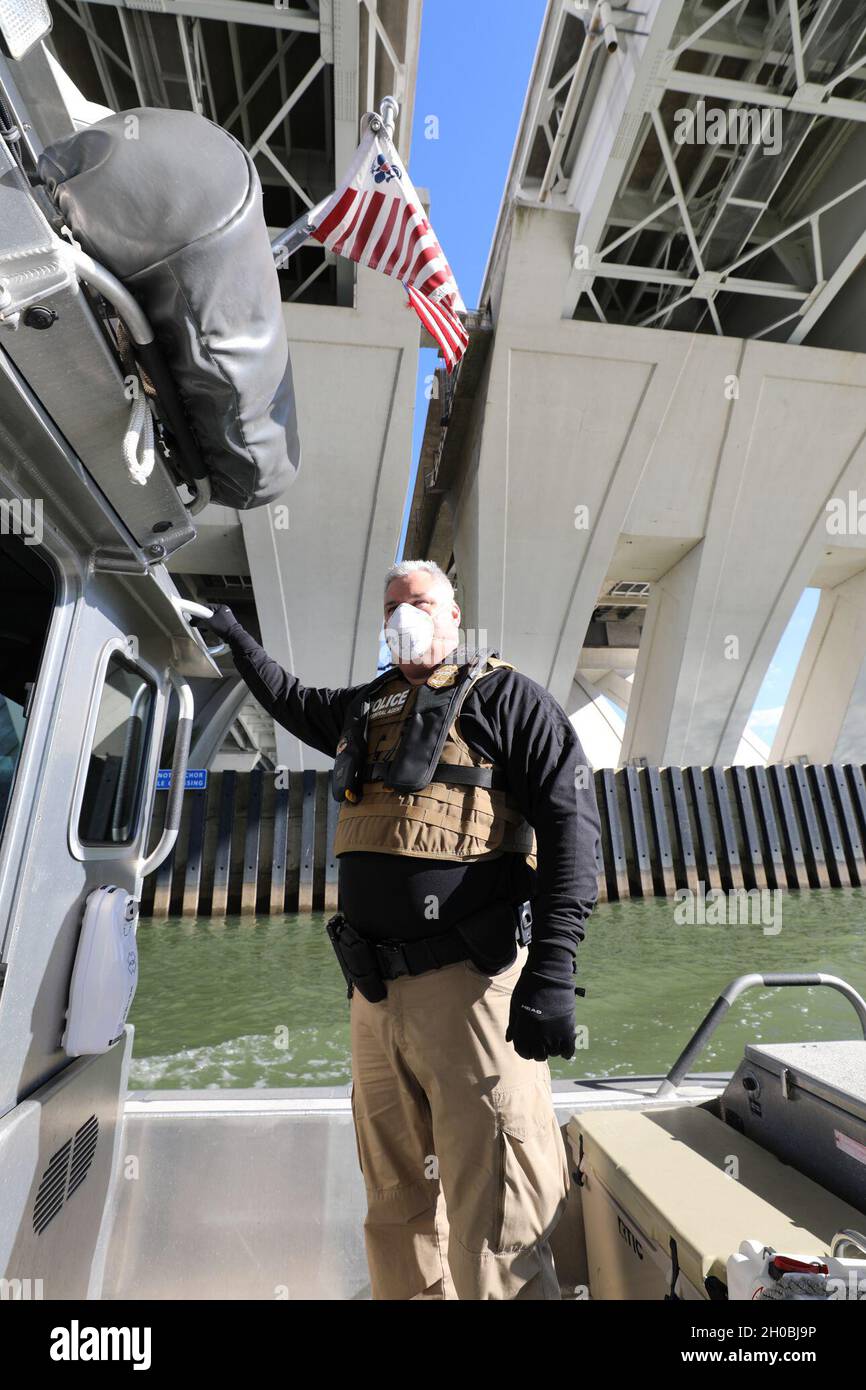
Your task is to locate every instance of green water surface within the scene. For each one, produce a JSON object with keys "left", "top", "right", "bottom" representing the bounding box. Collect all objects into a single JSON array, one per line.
[{"left": 128, "top": 889, "right": 866, "bottom": 1090}]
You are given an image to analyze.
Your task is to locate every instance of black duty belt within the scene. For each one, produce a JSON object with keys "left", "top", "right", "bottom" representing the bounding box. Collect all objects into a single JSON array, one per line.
[
  {"left": 374, "top": 929, "right": 474, "bottom": 978},
  {"left": 363, "top": 760, "right": 508, "bottom": 790},
  {"left": 326, "top": 900, "right": 533, "bottom": 1002}
]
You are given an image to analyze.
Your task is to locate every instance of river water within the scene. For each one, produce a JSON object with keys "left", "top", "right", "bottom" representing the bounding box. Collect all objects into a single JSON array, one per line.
[{"left": 128, "top": 889, "right": 866, "bottom": 1090}]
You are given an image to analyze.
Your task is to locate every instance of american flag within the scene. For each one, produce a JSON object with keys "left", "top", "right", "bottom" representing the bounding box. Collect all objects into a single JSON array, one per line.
[
  {"left": 403, "top": 282, "right": 468, "bottom": 375},
  {"left": 310, "top": 125, "right": 468, "bottom": 372}
]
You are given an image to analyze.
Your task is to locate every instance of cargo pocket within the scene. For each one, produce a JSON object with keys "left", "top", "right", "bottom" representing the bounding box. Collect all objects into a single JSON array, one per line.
[
  {"left": 492, "top": 1085, "right": 566, "bottom": 1255},
  {"left": 349, "top": 1082, "right": 365, "bottom": 1178}
]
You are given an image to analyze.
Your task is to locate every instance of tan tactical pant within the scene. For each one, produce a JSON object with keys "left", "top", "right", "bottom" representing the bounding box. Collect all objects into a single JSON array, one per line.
[{"left": 349, "top": 943, "right": 572, "bottom": 1300}]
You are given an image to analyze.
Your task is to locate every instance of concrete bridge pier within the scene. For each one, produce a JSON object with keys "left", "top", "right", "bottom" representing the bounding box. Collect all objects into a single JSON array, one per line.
[
  {"left": 239, "top": 265, "right": 421, "bottom": 772},
  {"left": 771, "top": 572, "right": 866, "bottom": 765}
]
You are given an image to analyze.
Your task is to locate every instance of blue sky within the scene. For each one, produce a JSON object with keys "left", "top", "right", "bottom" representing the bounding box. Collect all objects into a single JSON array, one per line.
[
  {"left": 396, "top": 0, "right": 546, "bottom": 558},
  {"left": 746, "top": 588, "right": 819, "bottom": 745},
  {"left": 393, "top": 0, "right": 814, "bottom": 744}
]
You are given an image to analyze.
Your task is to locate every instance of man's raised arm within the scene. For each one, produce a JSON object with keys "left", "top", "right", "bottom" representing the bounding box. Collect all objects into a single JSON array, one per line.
[{"left": 196, "top": 603, "right": 364, "bottom": 759}]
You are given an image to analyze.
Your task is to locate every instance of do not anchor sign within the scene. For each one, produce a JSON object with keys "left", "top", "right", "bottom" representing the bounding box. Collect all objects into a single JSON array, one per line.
[{"left": 156, "top": 769, "right": 208, "bottom": 790}]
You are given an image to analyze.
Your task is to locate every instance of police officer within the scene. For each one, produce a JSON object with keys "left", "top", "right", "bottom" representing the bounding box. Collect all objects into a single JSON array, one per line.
[{"left": 196, "top": 560, "right": 600, "bottom": 1300}]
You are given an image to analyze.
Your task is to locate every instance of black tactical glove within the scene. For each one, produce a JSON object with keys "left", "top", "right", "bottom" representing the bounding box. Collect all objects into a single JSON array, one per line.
[
  {"left": 189, "top": 602, "right": 241, "bottom": 642},
  {"left": 506, "top": 949, "right": 582, "bottom": 1062}
]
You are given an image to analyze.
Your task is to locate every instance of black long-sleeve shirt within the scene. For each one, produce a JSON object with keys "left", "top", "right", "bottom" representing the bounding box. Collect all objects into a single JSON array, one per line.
[{"left": 222, "top": 621, "right": 601, "bottom": 968}]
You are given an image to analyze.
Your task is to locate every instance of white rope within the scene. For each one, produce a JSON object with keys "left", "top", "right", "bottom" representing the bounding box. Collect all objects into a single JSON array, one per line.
[{"left": 123, "top": 387, "right": 156, "bottom": 486}]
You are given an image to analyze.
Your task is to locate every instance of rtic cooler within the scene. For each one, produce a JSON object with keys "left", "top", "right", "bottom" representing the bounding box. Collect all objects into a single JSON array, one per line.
[{"left": 568, "top": 1103, "right": 864, "bottom": 1300}]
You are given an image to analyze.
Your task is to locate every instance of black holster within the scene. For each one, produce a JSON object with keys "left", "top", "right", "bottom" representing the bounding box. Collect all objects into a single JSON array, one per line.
[{"left": 326, "top": 913, "right": 387, "bottom": 1003}]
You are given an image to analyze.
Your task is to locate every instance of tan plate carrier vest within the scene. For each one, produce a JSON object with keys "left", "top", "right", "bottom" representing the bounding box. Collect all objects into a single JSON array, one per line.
[{"left": 333, "top": 656, "right": 538, "bottom": 865}]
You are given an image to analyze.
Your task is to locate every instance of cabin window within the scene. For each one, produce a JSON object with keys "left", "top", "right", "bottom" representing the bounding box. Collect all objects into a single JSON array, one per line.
[
  {"left": 77, "top": 654, "right": 156, "bottom": 846},
  {"left": 0, "top": 532, "right": 55, "bottom": 845}
]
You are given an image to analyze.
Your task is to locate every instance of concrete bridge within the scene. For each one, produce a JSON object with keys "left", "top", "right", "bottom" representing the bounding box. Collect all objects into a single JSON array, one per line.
[{"left": 408, "top": 0, "right": 866, "bottom": 771}]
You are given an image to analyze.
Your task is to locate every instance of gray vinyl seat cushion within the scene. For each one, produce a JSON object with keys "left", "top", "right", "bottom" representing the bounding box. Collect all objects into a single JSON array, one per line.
[{"left": 39, "top": 106, "right": 301, "bottom": 510}]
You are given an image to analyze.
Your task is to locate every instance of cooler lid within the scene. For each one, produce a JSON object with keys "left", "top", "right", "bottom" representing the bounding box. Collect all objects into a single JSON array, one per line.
[{"left": 744, "top": 1041, "right": 866, "bottom": 1122}]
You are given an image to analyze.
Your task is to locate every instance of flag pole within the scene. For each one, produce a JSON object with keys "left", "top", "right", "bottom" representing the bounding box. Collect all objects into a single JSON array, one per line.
[
  {"left": 270, "top": 197, "right": 330, "bottom": 266},
  {"left": 270, "top": 95, "right": 401, "bottom": 266},
  {"left": 377, "top": 94, "right": 399, "bottom": 139}
]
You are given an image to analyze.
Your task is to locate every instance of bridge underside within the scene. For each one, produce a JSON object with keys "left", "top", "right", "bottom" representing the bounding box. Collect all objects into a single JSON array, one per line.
[{"left": 406, "top": 0, "right": 866, "bottom": 770}]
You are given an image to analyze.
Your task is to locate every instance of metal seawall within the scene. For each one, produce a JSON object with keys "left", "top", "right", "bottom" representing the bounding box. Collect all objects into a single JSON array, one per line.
[{"left": 137, "top": 760, "right": 866, "bottom": 917}]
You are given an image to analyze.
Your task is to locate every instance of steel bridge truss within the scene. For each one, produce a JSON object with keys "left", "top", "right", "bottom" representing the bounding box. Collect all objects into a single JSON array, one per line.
[
  {"left": 509, "top": 0, "right": 866, "bottom": 341},
  {"left": 47, "top": 0, "right": 420, "bottom": 305}
]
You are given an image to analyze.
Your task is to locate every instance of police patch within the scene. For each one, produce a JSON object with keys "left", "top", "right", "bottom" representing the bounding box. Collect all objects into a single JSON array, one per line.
[{"left": 369, "top": 688, "right": 411, "bottom": 719}]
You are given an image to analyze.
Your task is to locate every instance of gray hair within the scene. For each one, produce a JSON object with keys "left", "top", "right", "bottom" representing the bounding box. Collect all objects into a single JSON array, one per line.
[{"left": 383, "top": 559, "right": 454, "bottom": 602}]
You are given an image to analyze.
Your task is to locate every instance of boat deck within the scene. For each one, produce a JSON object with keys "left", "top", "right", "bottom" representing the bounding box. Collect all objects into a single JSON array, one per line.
[{"left": 98, "top": 1073, "right": 730, "bottom": 1300}]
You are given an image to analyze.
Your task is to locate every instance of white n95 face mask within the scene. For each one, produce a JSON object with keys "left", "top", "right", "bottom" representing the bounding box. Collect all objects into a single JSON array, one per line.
[{"left": 384, "top": 603, "right": 435, "bottom": 664}]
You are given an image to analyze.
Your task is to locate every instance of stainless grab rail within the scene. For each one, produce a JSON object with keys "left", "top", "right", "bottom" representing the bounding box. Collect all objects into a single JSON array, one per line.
[
  {"left": 67, "top": 245, "right": 213, "bottom": 511},
  {"left": 832, "top": 1230, "right": 866, "bottom": 1258},
  {"left": 171, "top": 596, "right": 228, "bottom": 658},
  {"left": 138, "top": 668, "right": 194, "bottom": 878},
  {"left": 655, "top": 972, "right": 866, "bottom": 1098}
]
